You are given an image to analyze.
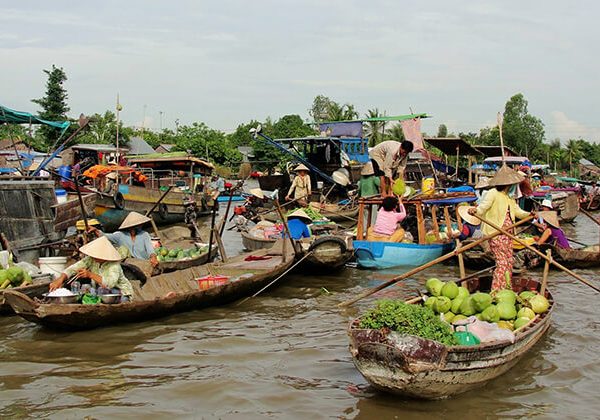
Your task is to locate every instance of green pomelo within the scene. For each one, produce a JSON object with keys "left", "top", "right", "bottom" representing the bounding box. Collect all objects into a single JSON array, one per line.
[
  {"left": 451, "top": 297, "right": 464, "bottom": 314},
  {"left": 517, "top": 307, "right": 535, "bottom": 320},
  {"left": 0, "top": 269, "right": 7, "bottom": 283},
  {"left": 514, "top": 317, "right": 531, "bottom": 330},
  {"left": 424, "top": 296, "right": 437, "bottom": 309},
  {"left": 481, "top": 305, "right": 500, "bottom": 322},
  {"left": 452, "top": 314, "right": 468, "bottom": 323},
  {"left": 495, "top": 289, "right": 517, "bottom": 305},
  {"left": 443, "top": 312, "right": 455, "bottom": 323},
  {"left": 497, "top": 320, "right": 514, "bottom": 331},
  {"left": 519, "top": 290, "right": 536, "bottom": 301},
  {"left": 441, "top": 282, "right": 459, "bottom": 299},
  {"left": 425, "top": 278, "right": 444, "bottom": 297},
  {"left": 497, "top": 302, "right": 517, "bottom": 320},
  {"left": 433, "top": 296, "right": 452, "bottom": 314},
  {"left": 529, "top": 295, "right": 550, "bottom": 314},
  {"left": 459, "top": 297, "right": 477, "bottom": 316},
  {"left": 456, "top": 286, "right": 470, "bottom": 299},
  {"left": 472, "top": 292, "right": 492, "bottom": 312}
]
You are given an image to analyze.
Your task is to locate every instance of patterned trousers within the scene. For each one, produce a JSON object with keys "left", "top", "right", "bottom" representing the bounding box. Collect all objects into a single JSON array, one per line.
[{"left": 489, "top": 212, "right": 514, "bottom": 290}]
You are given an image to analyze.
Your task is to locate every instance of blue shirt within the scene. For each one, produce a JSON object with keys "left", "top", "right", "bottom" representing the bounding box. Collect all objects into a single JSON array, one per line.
[
  {"left": 104, "top": 229, "right": 155, "bottom": 259},
  {"left": 287, "top": 218, "right": 311, "bottom": 240}
]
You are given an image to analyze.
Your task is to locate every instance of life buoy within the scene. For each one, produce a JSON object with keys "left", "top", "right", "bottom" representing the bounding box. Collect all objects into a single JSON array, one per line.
[
  {"left": 113, "top": 191, "right": 124, "bottom": 210},
  {"left": 158, "top": 203, "right": 169, "bottom": 220}
]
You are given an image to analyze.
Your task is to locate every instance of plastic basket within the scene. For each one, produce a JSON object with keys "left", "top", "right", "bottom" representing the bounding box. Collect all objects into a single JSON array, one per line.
[{"left": 196, "top": 275, "right": 230, "bottom": 290}]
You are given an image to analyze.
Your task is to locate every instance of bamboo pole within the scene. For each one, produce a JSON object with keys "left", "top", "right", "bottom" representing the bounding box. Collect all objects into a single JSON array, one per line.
[
  {"left": 456, "top": 239, "right": 466, "bottom": 279},
  {"left": 338, "top": 216, "right": 533, "bottom": 307},
  {"left": 473, "top": 214, "right": 600, "bottom": 293},
  {"left": 541, "top": 249, "right": 551, "bottom": 296}
]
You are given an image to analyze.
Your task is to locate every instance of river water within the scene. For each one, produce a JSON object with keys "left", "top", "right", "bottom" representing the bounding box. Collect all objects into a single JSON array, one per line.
[{"left": 1, "top": 208, "right": 599, "bottom": 419}]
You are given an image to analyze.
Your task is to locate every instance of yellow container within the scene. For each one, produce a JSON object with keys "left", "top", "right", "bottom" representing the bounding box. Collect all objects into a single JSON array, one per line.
[{"left": 422, "top": 177, "right": 435, "bottom": 195}]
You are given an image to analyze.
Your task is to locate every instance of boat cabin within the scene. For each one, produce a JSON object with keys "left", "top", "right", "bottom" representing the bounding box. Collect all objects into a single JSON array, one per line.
[{"left": 355, "top": 192, "right": 477, "bottom": 245}]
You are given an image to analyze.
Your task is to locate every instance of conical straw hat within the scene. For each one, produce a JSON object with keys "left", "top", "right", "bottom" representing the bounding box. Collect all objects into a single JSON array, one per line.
[
  {"left": 474, "top": 176, "right": 490, "bottom": 190},
  {"left": 287, "top": 208, "right": 312, "bottom": 223},
  {"left": 539, "top": 210, "right": 560, "bottom": 229},
  {"left": 79, "top": 236, "right": 122, "bottom": 261},
  {"left": 294, "top": 163, "right": 310, "bottom": 172},
  {"left": 119, "top": 211, "right": 152, "bottom": 230},
  {"left": 489, "top": 165, "right": 525, "bottom": 187},
  {"left": 250, "top": 188, "right": 264, "bottom": 199},
  {"left": 457, "top": 206, "right": 481, "bottom": 226},
  {"left": 360, "top": 162, "right": 375, "bottom": 176}
]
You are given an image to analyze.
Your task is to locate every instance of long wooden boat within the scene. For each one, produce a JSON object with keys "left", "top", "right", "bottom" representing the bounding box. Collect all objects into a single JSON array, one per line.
[
  {"left": 353, "top": 193, "right": 475, "bottom": 270},
  {"left": 525, "top": 244, "right": 600, "bottom": 269},
  {"left": 4, "top": 241, "right": 296, "bottom": 330},
  {"left": 348, "top": 275, "right": 553, "bottom": 399},
  {"left": 0, "top": 274, "right": 53, "bottom": 315},
  {"left": 262, "top": 205, "right": 359, "bottom": 225},
  {"left": 532, "top": 190, "right": 579, "bottom": 222},
  {"left": 241, "top": 231, "right": 353, "bottom": 270}
]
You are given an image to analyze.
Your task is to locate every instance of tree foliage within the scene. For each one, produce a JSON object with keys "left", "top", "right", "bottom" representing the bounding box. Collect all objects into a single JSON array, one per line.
[
  {"left": 363, "top": 108, "right": 385, "bottom": 147},
  {"left": 77, "top": 111, "right": 131, "bottom": 146},
  {"left": 31, "top": 65, "right": 70, "bottom": 150},
  {"left": 437, "top": 124, "right": 448, "bottom": 137}
]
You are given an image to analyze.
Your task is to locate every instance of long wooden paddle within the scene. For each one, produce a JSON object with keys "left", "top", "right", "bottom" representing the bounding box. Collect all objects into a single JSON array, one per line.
[
  {"left": 473, "top": 214, "right": 600, "bottom": 293},
  {"left": 338, "top": 216, "right": 533, "bottom": 307},
  {"left": 580, "top": 208, "right": 600, "bottom": 227}
]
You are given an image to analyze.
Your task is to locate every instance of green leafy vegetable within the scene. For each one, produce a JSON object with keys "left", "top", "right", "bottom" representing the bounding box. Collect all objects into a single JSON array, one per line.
[{"left": 358, "top": 299, "right": 458, "bottom": 346}]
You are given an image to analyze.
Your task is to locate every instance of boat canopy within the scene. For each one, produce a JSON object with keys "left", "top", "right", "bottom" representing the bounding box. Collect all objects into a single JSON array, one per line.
[
  {"left": 0, "top": 104, "right": 70, "bottom": 131},
  {"left": 424, "top": 137, "right": 482, "bottom": 156}
]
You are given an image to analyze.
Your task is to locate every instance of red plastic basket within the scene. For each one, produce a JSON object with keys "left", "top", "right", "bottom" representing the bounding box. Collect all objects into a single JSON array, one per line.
[{"left": 196, "top": 275, "right": 230, "bottom": 290}]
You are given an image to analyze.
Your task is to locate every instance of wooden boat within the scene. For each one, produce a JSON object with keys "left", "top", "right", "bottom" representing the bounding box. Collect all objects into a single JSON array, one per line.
[
  {"left": 0, "top": 274, "right": 53, "bottom": 315},
  {"left": 4, "top": 241, "right": 296, "bottom": 330},
  {"left": 262, "top": 205, "right": 359, "bottom": 225},
  {"left": 525, "top": 244, "right": 600, "bottom": 269},
  {"left": 0, "top": 178, "right": 96, "bottom": 262},
  {"left": 241, "top": 230, "right": 276, "bottom": 251},
  {"left": 532, "top": 190, "right": 579, "bottom": 222},
  {"left": 353, "top": 193, "right": 476, "bottom": 270},
  {"left": 348, "top": 274, "right": 553, "bottom": 399}
]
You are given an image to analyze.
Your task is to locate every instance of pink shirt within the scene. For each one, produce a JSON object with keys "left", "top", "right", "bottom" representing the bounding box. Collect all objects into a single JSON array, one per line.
[{"left": 374, "top": 204, "right": 406, "bottom": 236}]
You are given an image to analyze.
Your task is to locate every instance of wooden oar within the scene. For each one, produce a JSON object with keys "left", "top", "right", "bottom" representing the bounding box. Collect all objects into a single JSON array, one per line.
[
  {"left": 338, "top": 216, "right": 533, "bottom": 307},
  {"left": 144, "top": 185, "right": 173, "bottom": 242},
  {"left": 473, "top": 214, "right": 600, "bottom": 293},
  {"left": 580, "top": 208, "right": 600, "bottom": 226}
]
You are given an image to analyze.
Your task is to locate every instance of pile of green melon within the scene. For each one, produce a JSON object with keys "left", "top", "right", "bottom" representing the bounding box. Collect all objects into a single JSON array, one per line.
[
  {"left": 0, "top": 266, "right": 33, "bottom": 289},
  {"left": 155, "top": 245, "right": 209, "bottom": 263},
  {"left": 424, "top": 278, "right": 550, "bottom": 331}
]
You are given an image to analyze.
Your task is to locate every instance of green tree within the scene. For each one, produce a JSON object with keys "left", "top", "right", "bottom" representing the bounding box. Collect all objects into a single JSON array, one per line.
[
  {"left": 77, "top": 111, "right": 130, "bottom": 146},
  {"left": 309, "top": 95, "right": 333, "bottom": 122},
  {"left": 502, "top": 93, "right": 545, "bottom": 155},
  {"left": 565, "top": 139, "right": 581, "bottom": 176},
  {"left": 364, "top": 108, "right": 385, "bottom": 147},
  {"left": 385, "top": 124, "right": 405, "bottom": 142},
  {"left": 173, "top": 122, "right": 240, "bottom": 165},
  {"left": 31, "top": 65, "right": 70, "bottom": 150},
  {"left": 271, "top": 114, "right": 314, "bottom": 138},
  {"left": 437, "top": 124, "right": 448, "bottom": 137}
]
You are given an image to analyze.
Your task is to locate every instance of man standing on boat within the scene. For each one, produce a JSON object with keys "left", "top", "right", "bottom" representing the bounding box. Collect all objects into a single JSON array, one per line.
[{"left": 369, "top": 140, "right": 413, "bottom": 197}]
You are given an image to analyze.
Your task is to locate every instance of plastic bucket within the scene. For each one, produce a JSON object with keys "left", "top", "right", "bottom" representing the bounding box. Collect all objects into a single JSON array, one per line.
[
  {"left": 39, "top": 256, "right": 68, "bottom": 278},
  {"left": 421, "top": 178, "right": 435, "bottom": 195},
  {"left": 55, "top": 189, "right": 68, "bottom": 204}
]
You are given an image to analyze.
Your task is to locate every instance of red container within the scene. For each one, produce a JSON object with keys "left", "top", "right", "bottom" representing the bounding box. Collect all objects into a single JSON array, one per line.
[{"left": 196, "top": 275, "right": 230, "bottom": 290}]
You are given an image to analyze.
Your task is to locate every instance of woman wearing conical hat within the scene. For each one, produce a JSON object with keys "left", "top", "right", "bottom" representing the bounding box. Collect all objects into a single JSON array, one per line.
[
  {"left": 535, "top": 211, "right": 571, "bottom": 249},
  {"left": 49, "top": 236, "right": 134, "bottom": 300},
  {"left": 88, "top": 212, "right": 158, "bottom": 267},
  {"left": 468, "top": 166, "right": 534, "bottom": 290},
  {"left": 286, "top": 164, "right": 312, "bottom": 207}
]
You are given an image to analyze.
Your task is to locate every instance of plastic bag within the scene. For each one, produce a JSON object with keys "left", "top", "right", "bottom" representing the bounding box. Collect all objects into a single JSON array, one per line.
[
  {"left": 456, "top": 316, "right": 515, "bottom": 344},
  {"left": 15, "top": 261, "right": 42, "bottom": 276}
]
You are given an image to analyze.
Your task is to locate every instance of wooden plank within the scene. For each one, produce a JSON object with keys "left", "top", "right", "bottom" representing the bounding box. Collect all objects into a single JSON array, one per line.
[
  {"left": 431, "top": 205, "right": 441, "bottom": 241},
  {"left": 455, "top": 206, "right": 463, "bottom": 232},
  {"left": 443, "top": 206, "right": 453, "bottom": 238},
  {"left": 357, "top": 201, "right": 365, "bottom": 240},
  {"left": 416, "top": 203, "right": 425, "bottom": 245}
]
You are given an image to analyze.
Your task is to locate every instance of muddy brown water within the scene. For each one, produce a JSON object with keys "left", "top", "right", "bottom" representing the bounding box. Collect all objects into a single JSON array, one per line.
[{"left": 1, "top": 209, "right": 599, "bottom": 418}]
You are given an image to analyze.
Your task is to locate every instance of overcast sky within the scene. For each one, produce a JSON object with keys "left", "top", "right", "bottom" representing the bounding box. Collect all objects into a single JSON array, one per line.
[{"left": 2, "top": 1, "right": 599, "bottom": 143}]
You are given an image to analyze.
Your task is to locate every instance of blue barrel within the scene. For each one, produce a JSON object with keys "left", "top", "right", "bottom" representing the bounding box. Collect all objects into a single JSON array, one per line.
[{"left": 57, "top": 165, "right": 72, "bottom": 181}]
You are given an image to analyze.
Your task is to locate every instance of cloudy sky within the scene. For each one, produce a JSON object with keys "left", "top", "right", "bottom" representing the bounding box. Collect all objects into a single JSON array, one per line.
[{"left": 2, "top": 1, "right": 599, "bottom": 143}]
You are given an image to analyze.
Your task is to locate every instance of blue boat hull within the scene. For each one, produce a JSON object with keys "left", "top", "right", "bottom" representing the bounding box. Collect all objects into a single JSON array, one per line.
[{"left": 353, "top": 240, "right": 455, "bottom": 269}]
